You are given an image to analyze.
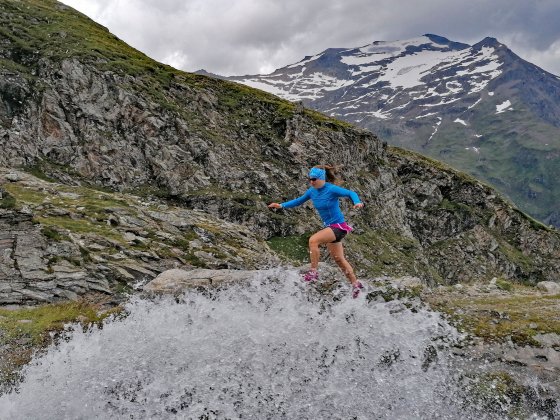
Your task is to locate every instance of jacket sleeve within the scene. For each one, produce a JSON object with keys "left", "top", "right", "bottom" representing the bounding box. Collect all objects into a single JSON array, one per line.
[
  {"left": 330, "top": 185, "right": 361, "bottom": 205},
  {"left": 280, "top": 189, "right": 311, "bottom": 209}
]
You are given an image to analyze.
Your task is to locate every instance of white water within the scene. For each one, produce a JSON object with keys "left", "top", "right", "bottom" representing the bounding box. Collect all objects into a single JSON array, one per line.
[{"left": 0, "top": 269, "right": 482, "bottom": 419}]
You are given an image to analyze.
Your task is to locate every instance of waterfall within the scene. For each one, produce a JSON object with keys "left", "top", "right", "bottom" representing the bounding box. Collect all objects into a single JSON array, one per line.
[{"left": 0, "top": 268, "right": 535, "bottom": 419}]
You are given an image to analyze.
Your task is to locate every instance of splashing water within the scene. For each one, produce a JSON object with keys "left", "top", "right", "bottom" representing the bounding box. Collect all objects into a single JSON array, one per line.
[{"left": 1, "top": 269, "right": 475, "bottom": 419}]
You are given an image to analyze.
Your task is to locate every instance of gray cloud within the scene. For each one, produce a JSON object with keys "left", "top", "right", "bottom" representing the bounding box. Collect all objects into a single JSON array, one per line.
[{"left": 61, "top": 0, "right": 560, "bottom": 76}]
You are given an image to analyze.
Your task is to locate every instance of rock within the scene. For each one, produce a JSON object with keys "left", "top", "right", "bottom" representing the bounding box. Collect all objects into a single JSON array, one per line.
[
  {"left": 392, "top": 276, "right": 423, "bottom": 289},
  {"left": 536, "top": 281, "right": 560, "bottom": 294},
  {"left": 117, "top": 262, "right": 157, "bottom": 277},
  {"left": 5, "top": 173, "right": 22, "bottom": 182},
  {"left": 59, "top": 192, "right": 81, "bottom": 200},
  {"left": 533, "top": 333, "right": 560, "bottom": 347},
  {"left": 144, "top": 268, "right": 265, "bottom": 294}
]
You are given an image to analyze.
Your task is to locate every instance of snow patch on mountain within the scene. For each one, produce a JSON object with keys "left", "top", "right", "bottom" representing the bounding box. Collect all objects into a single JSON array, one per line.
[
  {"left": 427, "top": 117, "right": 443, "bottom": 143},
  {"left": 496, "top": 100, "right": 513, "bottom": 113}
]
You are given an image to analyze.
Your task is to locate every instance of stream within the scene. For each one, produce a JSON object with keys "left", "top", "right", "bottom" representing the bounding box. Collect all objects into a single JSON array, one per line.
[{"left": 0, "top": 268, "right": 555, "bottom": 419}]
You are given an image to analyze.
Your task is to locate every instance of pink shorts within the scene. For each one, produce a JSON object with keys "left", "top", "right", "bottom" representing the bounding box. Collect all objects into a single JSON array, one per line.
[{"left": 328, "top": 222, "right": 353, "bottom": 242}]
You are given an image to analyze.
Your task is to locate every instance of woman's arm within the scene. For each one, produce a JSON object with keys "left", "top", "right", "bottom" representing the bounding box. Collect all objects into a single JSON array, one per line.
[
  {"left": 269, "top": 190, "right": 311, "bottom": 209},
  {"left": 330, "top": 185, "right": 363, "bottom": 206}
]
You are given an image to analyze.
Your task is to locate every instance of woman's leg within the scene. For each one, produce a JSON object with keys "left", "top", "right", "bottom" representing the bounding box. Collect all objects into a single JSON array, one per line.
[
  {"left": 327, "top": 241, "right": 358, "bottom": 286},
  {"left": 308, "top": 228, "right": 336, "bottom": 270}
]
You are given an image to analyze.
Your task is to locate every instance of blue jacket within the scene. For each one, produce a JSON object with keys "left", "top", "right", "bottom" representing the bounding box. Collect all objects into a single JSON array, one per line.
[{"left": 280, "top": 183, "right": 361, "bottom": 226}]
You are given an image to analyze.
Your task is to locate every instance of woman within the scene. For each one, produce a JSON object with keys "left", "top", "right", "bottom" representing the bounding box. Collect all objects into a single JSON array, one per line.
[{"left": 268, "top": 165, "right": 365, "bottom": 298}]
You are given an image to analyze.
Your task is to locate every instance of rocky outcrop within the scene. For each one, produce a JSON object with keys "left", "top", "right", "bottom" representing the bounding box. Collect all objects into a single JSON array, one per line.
[
  {"left": 144, "top": 268, "right": 265, "bottom": 294},
  {"left": 0, "top": 0, "right": 559, "bottom": 304},
  {"left": 0, "top": 169, "right": 279, "bottom": 304}
]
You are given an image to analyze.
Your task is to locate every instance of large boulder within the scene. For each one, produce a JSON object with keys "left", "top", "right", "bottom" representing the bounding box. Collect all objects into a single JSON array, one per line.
[{"left": 143, "top": 268, "right": 264, "bottom": 294}]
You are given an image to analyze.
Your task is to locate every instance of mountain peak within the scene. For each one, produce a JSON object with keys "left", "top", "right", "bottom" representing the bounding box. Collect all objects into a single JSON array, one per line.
[
  {"left": 423, "top": 34, "right": 470, "bottom": 50},
  {"left": 475, "top": 36, "right": 502, "bottom": 48}
]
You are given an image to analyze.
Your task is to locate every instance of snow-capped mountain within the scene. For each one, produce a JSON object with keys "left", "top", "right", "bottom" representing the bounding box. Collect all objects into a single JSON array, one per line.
[{"left": 222, "top": 34, "right": 560, "bottom": 227}]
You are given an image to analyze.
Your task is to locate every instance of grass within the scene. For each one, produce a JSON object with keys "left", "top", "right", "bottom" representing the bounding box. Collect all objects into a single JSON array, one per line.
[
  {"left": 4, "top": 180, "right": 133, "bottom": 243},
  {"left": 0, "top": 191, "right": 17, "bottom": 209},
  {"left": 348, "top": 229, "right": 435, "bottom": 279},
  {"left": 0, "top": 299, "right": 122, "bottom": 388},
  {"left": 267, "top": 235, "right": 310, "bottom": 263},
  {"left": 425, "top": 287, "right": 560, "bottom": 346},
  {"left": 0, "top": 301, "right": 116, "bottom": 346},
  {"left": 2, "top": 183, "right": 45, "bottom": 205},
  {"left": 1, "top": 0, "right": 357, "bottom": 145},
  {"left": 394, "top": 108, "right": 560, "bottom": 228},
  {"left": 34, "top": 215, "right": 123, "bottom": 242},
  {"left": 40, "top": 225, "right": 68, "bottom": 242}
]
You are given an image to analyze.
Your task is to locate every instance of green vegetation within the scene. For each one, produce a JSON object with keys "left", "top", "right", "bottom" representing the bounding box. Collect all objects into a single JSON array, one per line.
[
  {"left": 439, "top": 198, "right": 475, "bottom": 215},
  {"left": 1, "top": 0, "right": 354, "bottom": 143},
  {"left": 2, "top": 183, "right": 45, "bottom": 205},
  {"left": 388, "top": 145, "right": 486, "bottom": 187},
  {"left": 267, "top": 235, "right": 310, "bottom": 263},
  {"left": 391, "top": 104, "right": 560, "bottom": 228},
  {"left": 22, "top": 164, "right": 56, "bottom": 182},
  {"left": 0, "top": 301, "right": 116, "bottom": 346},
  {"left": 348, "top": 229, "right": 439, "bottom": 280},
  {"left": 0, "top": 300, "right": 121, "bottom": 387},
  {"left": 495, "top": 277, "right": 513, "bottom": 292},
  {"left": 40, "top": 225, "right": 68, "bottom": 242},
  {"left": 0, "top": 190, "right": 16, "bottom": 209},
  {"left": 366, "top": 285, "right": 424, "bottom": 303},
  {"left": 425, "top": 287, "right": 560, "bottom": 346},
  {"left": 463, "top": 371, "right": 525, "bottom": 418},
  {"left": 34, "top": 215, "right": 123, "bottom": 242}
]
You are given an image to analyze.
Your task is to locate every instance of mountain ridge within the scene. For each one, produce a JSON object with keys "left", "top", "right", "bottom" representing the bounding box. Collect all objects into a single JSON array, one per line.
[
  {"left": 0, "top": 1, "right": 559, "bottom": 305},
  {"left": 223, "top": 35, "right": 560, "bottom": 228}
]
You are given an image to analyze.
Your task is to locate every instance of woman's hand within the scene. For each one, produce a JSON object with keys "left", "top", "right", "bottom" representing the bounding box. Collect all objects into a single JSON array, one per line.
[
  {"left": 353, "top": 203, "right": 364, "bottom": 209},
  {"left": 268, "top": 203, "right": 282, "bottom": 209}
]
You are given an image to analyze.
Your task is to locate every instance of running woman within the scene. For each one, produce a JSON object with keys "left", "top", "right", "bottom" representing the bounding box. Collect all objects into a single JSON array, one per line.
[{"left": 268, "top": 165, "right": 365, "bottom": 298}]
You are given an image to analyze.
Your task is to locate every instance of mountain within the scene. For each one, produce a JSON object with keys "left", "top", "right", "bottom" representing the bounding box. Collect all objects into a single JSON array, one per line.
[
  {"left": 225, "top": 34, "right": 560, "bottom": 228},
  {"left": 0, "top": 1, "right": 559, "bottom": 305}
]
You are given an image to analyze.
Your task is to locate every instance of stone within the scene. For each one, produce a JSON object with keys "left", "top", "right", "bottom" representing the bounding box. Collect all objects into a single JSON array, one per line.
[
  {"left": 59, "top": 192, "right": 81, "bottom": 200},
  {"left": 536, "top": 281, "right": 560, "bottom": 294},
  {"left": 392, "top": 276, "right": 423, "bottom": 289},
  {"left": 144, "top": 268, "right": 265, "bottom": 294},
  {"left": 533, "top": 333, "right": 560, "bottom": 347},
  {"left": 5, "top": 173, "right": 22, "bottom": 182},
  {"left": 117, "top": 262, "right": 157, "bottom": 277}
]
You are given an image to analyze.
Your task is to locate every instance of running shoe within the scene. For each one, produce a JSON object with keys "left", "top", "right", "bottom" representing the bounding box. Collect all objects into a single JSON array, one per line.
[
  {"left": 303, "top": 270, "right": 319, "bottom": 282},
  {"left": 352, "top": 281, "right": 364, "bottom": 299}
]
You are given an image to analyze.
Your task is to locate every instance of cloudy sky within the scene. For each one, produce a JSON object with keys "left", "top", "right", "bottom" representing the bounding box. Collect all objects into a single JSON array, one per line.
[{"left": 60, "top": 0, "right": 560, "bottom": 77}]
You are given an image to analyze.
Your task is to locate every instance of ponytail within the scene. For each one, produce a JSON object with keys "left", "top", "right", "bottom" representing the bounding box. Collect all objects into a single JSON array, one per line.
[{"left": 314, "top": 164, "right": 342, "bottom": 185}]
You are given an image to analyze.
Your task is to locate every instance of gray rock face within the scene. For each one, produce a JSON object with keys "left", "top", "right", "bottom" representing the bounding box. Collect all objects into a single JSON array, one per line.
[
  {"left": 225, "top": 35, "right": 560, "bottom": 229},
  {"left": 0, "top": 169, "right": 280, "bottom": 304},
  {"left": 1, "top": 53, "right": 559, "bottom": 291},
  {"left": 0, "top": 208, "right": 111, "bottom": 304},
  {"left": 144, "top": 268, "right": 264, "bottom": 294},
  {"left": 0, "top": 2, "right": 559, "bottom": 304}
]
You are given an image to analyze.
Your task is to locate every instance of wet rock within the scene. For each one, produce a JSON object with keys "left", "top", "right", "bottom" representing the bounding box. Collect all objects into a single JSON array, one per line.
[
  {"left": 391, "top": 276, "right": 423, "bottom": 289},
  {"left": 144, "top": 268, "right": 268, "bottom": 294}
]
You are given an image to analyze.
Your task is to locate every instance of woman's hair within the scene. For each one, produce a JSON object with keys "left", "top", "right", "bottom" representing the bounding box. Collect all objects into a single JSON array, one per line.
[{"left": 314, "top": 165, "right": 342, "bottom": 185}]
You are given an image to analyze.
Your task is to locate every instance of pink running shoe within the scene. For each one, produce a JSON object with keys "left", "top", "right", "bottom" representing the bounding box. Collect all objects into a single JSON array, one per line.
[
  {"left": 303, "top": 270, "right": 319, "bottom": 283},
  {"left": 352, "top": 281, "right": 364, "bottom": 299}
]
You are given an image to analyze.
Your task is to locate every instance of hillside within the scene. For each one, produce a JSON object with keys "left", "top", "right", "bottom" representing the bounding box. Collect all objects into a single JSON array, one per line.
[
  {"left": 225, "top": 35, "right": 560, "bottom": 228},
  {"left": 0, "top": 0, "right": 559, "bottom": 305}
]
